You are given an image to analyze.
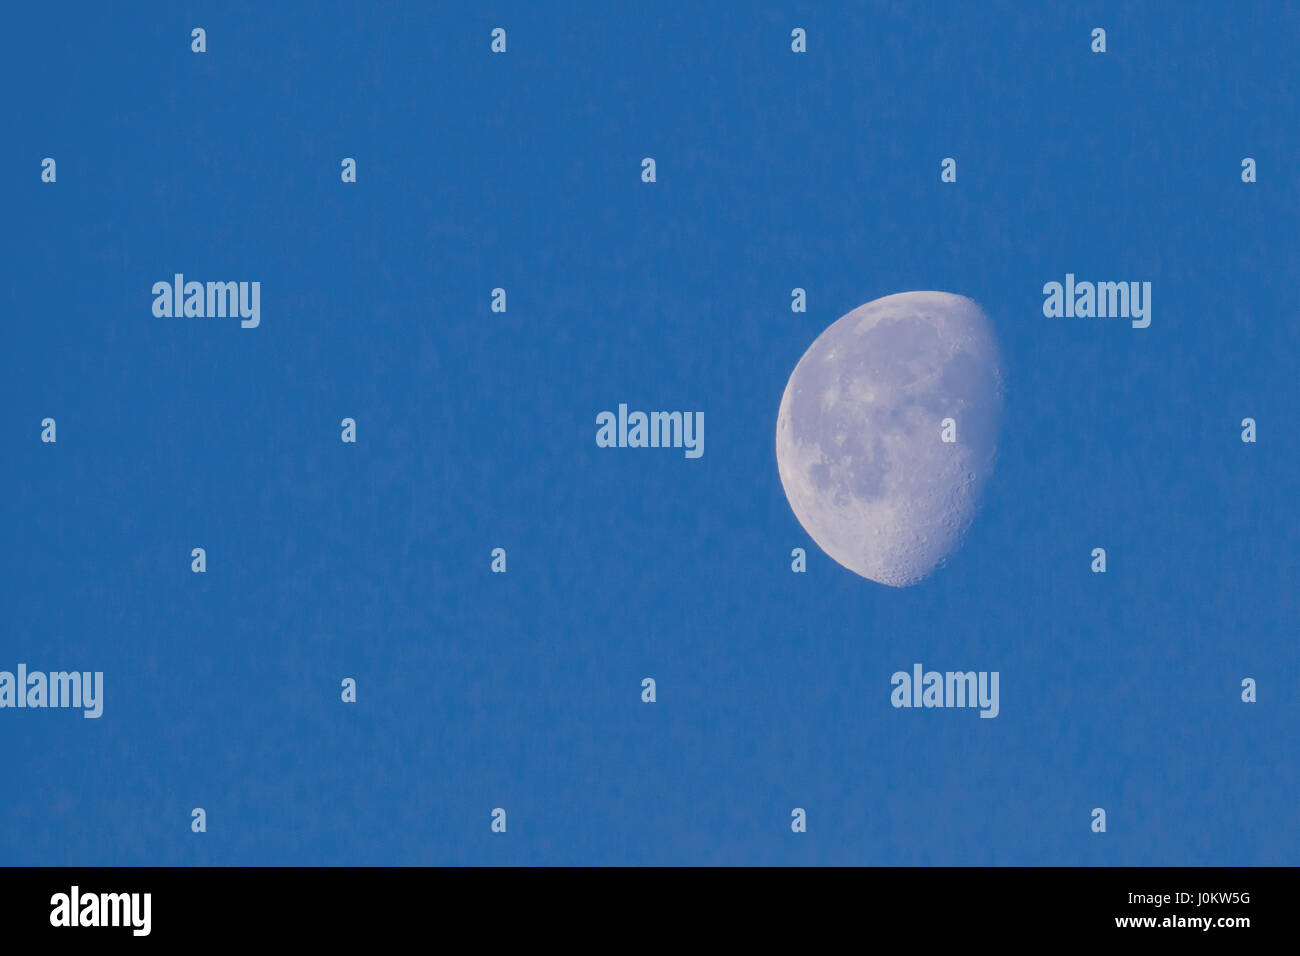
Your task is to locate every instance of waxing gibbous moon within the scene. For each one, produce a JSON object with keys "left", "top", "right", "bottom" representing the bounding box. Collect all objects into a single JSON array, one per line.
[{"left": 776, "top": 291, "right": 1004, "bottom": 586}]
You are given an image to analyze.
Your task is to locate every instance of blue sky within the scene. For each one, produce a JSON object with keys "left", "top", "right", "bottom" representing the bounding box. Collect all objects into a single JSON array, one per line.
[{"left": 2, "top": 1, "right": 1296, "bottom": 865}]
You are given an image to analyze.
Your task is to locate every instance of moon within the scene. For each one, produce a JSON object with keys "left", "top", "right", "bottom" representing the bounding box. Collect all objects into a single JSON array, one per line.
[{"left": 775, "top": 291, "right": 1004, "bottom": 586}]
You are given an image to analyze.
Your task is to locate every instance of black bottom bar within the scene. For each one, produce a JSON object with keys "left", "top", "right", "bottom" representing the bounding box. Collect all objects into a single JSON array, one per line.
[{"left": 0, "top": 866, "right": 1284, "bottom": 942}]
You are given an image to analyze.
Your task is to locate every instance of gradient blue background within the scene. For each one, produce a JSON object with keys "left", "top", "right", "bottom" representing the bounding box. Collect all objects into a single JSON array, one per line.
[{"left": 3, "top": 1, "right": 1297, "bottom": 865}]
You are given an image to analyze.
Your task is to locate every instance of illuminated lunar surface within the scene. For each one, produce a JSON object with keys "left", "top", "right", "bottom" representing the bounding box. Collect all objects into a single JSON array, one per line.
[{"left": 775, "top": 291, "right": 1004, "bottom": 586}]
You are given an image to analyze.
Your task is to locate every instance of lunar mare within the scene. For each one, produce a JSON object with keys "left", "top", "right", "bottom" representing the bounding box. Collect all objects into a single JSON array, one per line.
[{"left": 775, "top": 291, "right": 1003, "bottom": 586}]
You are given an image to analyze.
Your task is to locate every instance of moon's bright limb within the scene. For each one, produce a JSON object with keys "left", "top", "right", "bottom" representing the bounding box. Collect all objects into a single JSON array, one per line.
[{"left": 775, "top": 291, "right": 1004, "bottom": 586}]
